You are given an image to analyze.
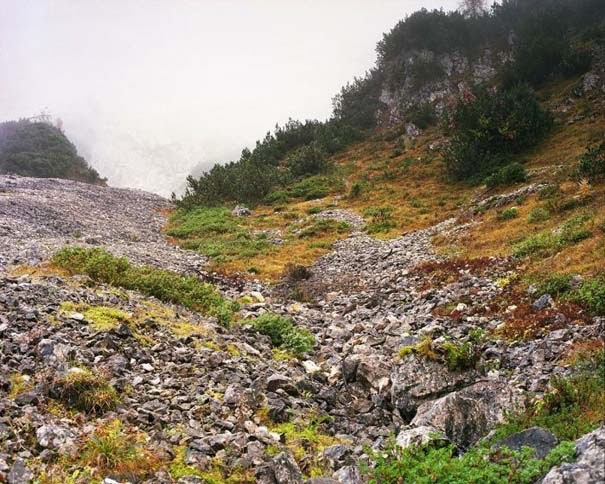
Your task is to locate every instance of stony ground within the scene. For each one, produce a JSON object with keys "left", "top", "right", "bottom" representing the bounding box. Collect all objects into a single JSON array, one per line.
[{"left": 0, "top": 175, "right": 603, "bottom": 484}]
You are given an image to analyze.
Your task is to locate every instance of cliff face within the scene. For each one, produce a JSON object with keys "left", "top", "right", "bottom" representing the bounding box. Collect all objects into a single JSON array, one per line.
[{"left": 376, "top": 44, "right": 512, "bottom": 127}]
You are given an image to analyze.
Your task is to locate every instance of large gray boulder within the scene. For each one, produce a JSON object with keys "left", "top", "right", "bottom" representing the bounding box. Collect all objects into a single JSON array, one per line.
[
  {"left": 495, "top": 427, "right": 557, "bottom": 459},
  {"left": 390, "top": 355, "right": 477, "bottom": 421},
  {"left": 411, "top": 381, "right": 522, "bottom": 449},
  {"left": 540, "top": 426, "right": 605, "bottom": 484}
]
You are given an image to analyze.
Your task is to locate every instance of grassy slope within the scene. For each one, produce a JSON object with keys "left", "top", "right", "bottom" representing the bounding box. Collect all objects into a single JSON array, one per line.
[{"left": 168, "top": 76, "right": 604, "bottom": 282}]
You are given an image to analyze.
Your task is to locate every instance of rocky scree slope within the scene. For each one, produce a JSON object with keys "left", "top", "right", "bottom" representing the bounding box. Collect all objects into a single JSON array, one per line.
[{"left": 0, "top": 175, "right": 603, "bottom": 483}]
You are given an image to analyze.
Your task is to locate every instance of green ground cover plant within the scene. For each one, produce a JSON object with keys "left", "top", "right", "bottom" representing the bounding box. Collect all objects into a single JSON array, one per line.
[{"left": 52, "top": 247, "right": 237, "bottom": 326}]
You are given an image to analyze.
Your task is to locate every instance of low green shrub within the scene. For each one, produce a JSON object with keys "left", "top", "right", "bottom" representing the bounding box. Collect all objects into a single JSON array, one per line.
[
  {"left": 528, "top": 207, "right": 551, "bottom": 223},
  {"left": 369, "top": 440, "right": 575, "bottom": 484},
  {"left": 576, "top": 142, "right": 605, "bottom": 180},
  {"left": 485, "top": 163, "right": 527, "bottom": 189},
  {"left": 567, "top": 275, "right": 605, "bottom": 316},
  {"left": 265, "top": 190, "right": 289, "bottom": 205},
  {"left": 535, "top": 273, "right": 573, "bottom": 297},
  {"left": 538, "top": 185, "right": 560, "bottom": 200},
  {"left": 248, "top": 313, "right": 315, "bottom": 356},
  {"left": 500, "top": 350, "right": 605, "bottom": 441},
  {"left": 512, "top": 232, "right": 558, "bottom": 258},
  {"left": 296, "top": 219, "right": 351, "bottom": 239},
  {"left": 498, "top": 207, "right": 519, "bottom": 221},
  {"left": 287, "top": 174, "right": 343, "bottom": 200},
  {"left": 512, "top": 214, "right": 592, "bottom": 257},
  {"left": 349, "top": 182, "right": 365, "bottom": 199},
  {"left": 52, "top": 247, "right": 237, "bottom": 326},
  {"left": 441, "top": 340, "right": 479, "bottom": 372}
]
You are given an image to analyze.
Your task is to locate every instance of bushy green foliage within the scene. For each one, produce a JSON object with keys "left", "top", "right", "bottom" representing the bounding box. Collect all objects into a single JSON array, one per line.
[
  {"left": 512, "top": 214, "right": 592, "bottom": 258},
  {"left": 498, "top": 207, "right": 519, "bottom": 221},
  {"left": 567, "top": 275, "right": 605, "bottom": 315},
  {"left": 285, "top": 144, "right": 330, "bottom": 179},
  {"left": 441, "top": 340, "right": 479, "bottom": 371},
  {"left": 249, "top": 313, "right": 315, "bottom": 356},
  {"left": 535, "top": 273, "right": 573, "bottom": 297},
  {"left": 499, "top": 0, "right": 602, "bottom": 88},
  {"left": 332, "top": 70, "right": 384, "bottom": 130},
  {"left": 528, "top": 207, "right": 551, "bottom": 223},
  {"left": 286, "top": 174, "right": 344, "bottom": 201},
  {"left": 369, "top": 439, "right": 575, "bottom": 484},
  {"left": 501, "top": 350, "right": 605, "bottom": 441},
  {"left": 0, "top": 119, "right": 104, "bottom": 184},
  {"left": 443, "top": 85, "right": 552, "bottom": 182},
  {"left": 176, "top": 119, "right": 361, "bottom": 208},
  {"left": 576, "top": 142, "right": 605, "bottom": 181},
  {"left": 485, "top": 163, "right": 527, "bottom": 189},
  {"left": 52, "top": 247, "right": 237, "bottom": 326},
  {"left": 405, "top": 103, "right": 438, "bottom": 129}
]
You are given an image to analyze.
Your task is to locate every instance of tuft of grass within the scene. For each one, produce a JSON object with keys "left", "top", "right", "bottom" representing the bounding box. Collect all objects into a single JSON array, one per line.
[
  {"left": 269, "top": 415, "right": 341, "bottom": 478},
  {"left": 498, "top": 207, "right": 519, "bottom": 221},
  {"left": 528, "top": 207, "right": 551, "bottom": 223},
  {"left": 363, "top": 206, "right": 397, "bottom": 234},
  {"left": 52, "top": 247, "right": 237, "bottom": 326},
  {"left": 399, "top": 335, "right": 479, "bottom": 371},
  {"left": 248, "top": 313, "right": 315, "bottom": 356},
  {"left": 51, "top": 367, "right": 120, "bottom": 414},
  {"left": 78, "top": 419, "right": 161, "bottom": 482},
  {"left": 8, "top": 373, "right": 33, "bottom": 399}
]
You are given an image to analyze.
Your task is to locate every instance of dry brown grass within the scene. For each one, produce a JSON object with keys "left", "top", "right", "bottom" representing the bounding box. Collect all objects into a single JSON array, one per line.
[{"left": 497, "top": 301, "right": 592, "bottom": 341}]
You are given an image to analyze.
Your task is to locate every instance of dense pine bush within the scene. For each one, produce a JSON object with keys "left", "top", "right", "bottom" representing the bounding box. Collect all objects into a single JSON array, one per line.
[
  {"left": 0, "top": 119, "right": 104, "bottom": 184},
  {"left": 443, "top": 84, "right": 552, "bottom": 182}
]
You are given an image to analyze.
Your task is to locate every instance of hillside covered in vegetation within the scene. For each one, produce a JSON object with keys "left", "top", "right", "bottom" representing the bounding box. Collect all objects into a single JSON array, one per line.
[
  {"left": 0, "top": 119, "right": 105, "bottom": 184},
  {"left": 1, "top": 0, "right": 604, "bottom": 483}
]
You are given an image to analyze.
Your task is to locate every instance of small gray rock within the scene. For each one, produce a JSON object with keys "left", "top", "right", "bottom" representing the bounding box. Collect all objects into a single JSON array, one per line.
[
  {"left": 273, "top": 451, "right": 303, "bottom": 484},
  {"left": 533, "top": 294, "right": 554, "bottom": 311},
  {"left": 8, "top": 458, "right": 33, "bottom": 484}
]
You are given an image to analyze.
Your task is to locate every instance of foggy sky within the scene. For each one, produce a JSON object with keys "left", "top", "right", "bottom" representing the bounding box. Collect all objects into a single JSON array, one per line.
[{"left": 1, "top": 0, "right": 460, "bottom": 196}]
